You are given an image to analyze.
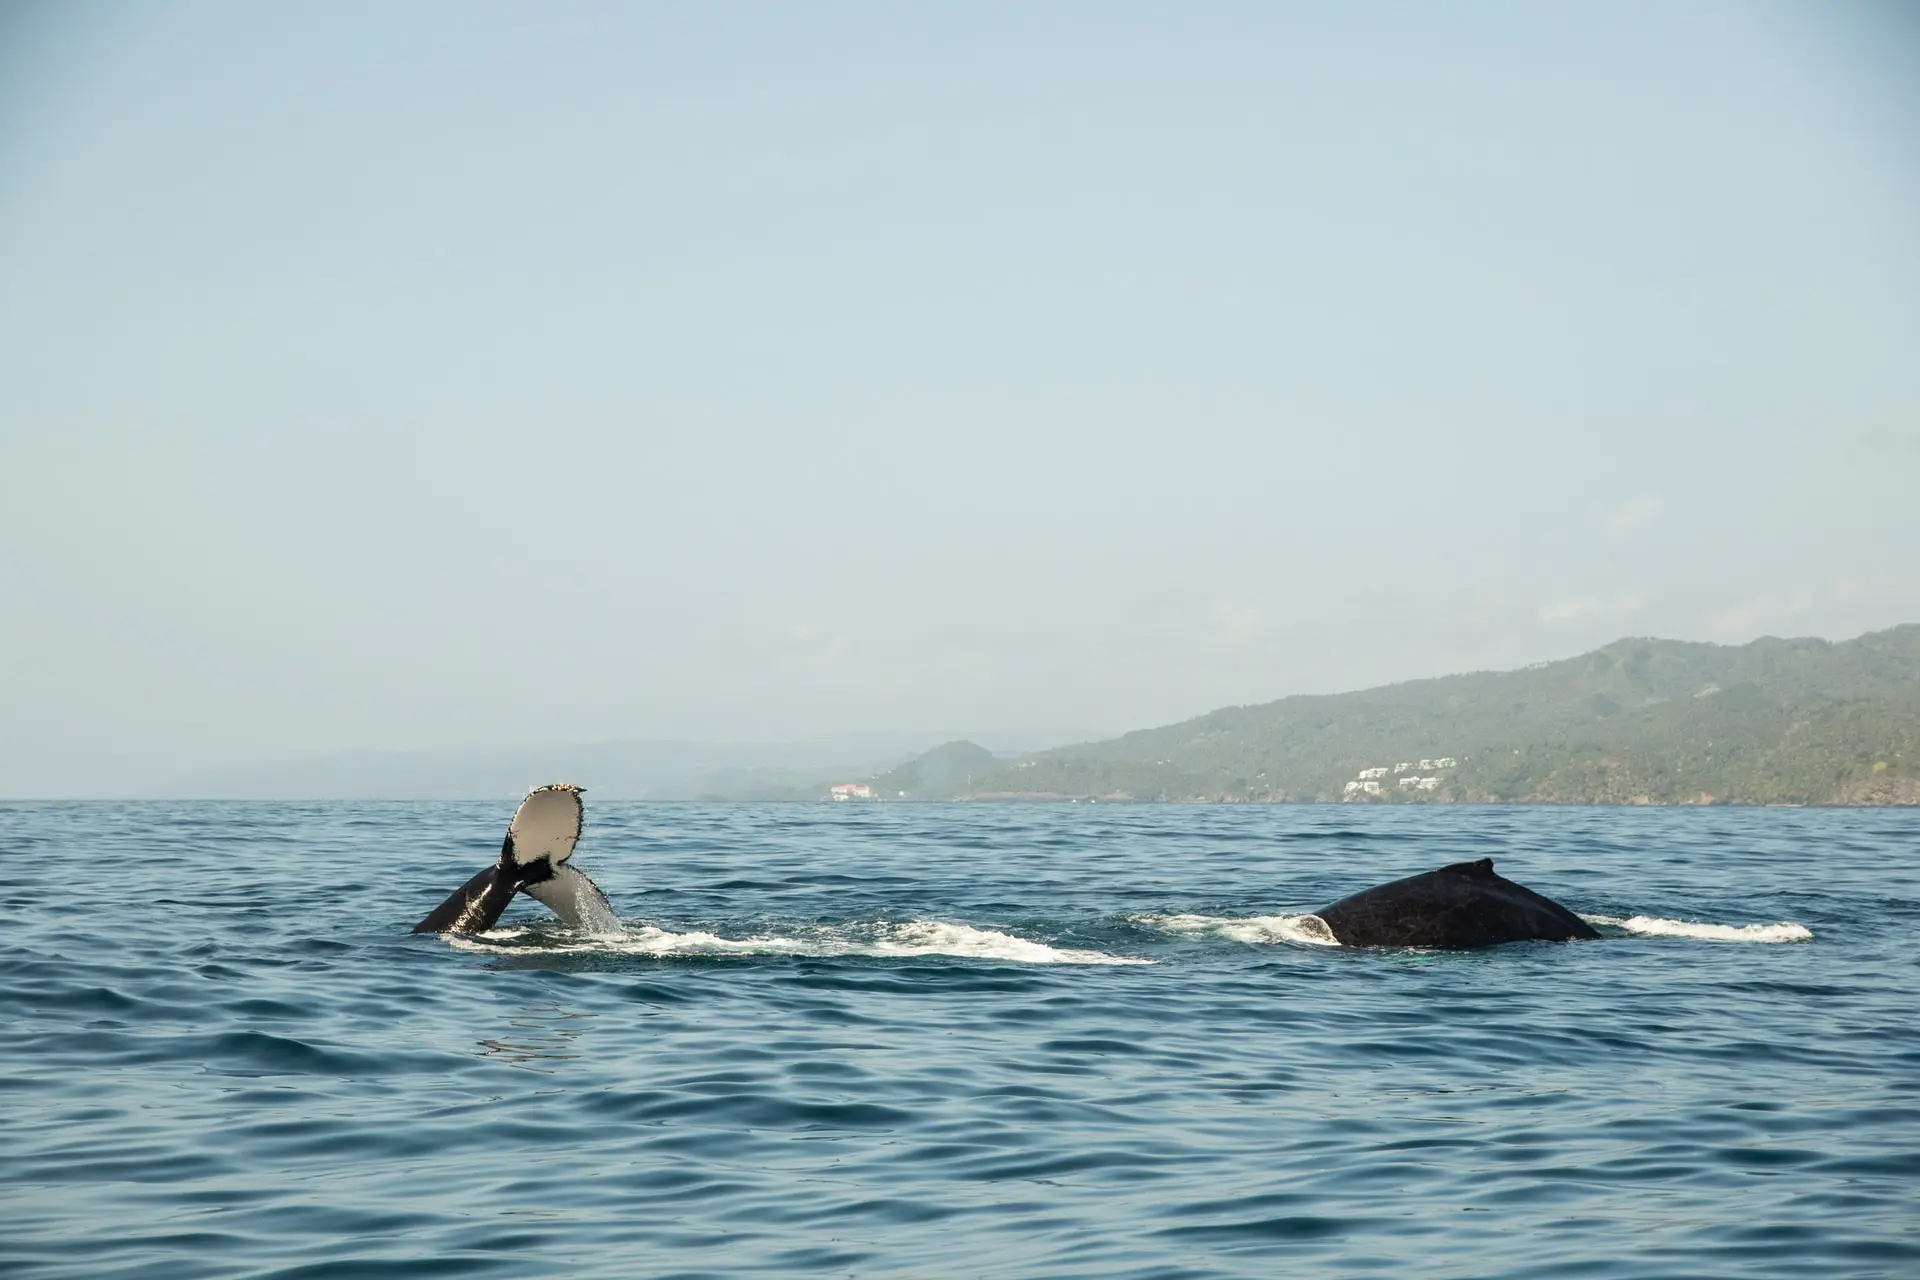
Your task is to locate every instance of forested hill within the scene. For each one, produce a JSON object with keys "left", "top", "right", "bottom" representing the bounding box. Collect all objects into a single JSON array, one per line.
[{"left": 965, "top": 625, "right": 1920, "bottom": 805}]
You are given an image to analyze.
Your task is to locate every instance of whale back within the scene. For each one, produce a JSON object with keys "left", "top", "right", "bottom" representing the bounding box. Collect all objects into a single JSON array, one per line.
[{"left": 1314, "top": 858, "right": 1599, "bottom": 948}]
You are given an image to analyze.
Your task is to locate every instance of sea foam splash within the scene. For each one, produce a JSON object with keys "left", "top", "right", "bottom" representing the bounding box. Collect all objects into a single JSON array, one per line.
[
  {"left": 448, "top": 919, "right": 1150, "bottom": 965},
  {"left": 1582, "top": 914, "right": 1814, "bottom": 943},
  {"left": 1130, "top": 912, "right": 1340, "bottom": 946},
  {"left": 1132, "top": 911, "right": 1813, "bottom": 946}
]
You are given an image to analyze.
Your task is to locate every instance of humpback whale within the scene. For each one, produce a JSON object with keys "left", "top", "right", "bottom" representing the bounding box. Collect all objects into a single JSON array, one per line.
[
  {"left": 412, "top": 783, "right": 619, "bottom": 934},
  {"left": 1313, "top": 858, "right": 1599, "bottom": 948}
]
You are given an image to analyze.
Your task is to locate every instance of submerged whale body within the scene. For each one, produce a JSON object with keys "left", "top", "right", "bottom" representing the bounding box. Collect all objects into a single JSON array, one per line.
[
  {"left": 1314, "top": 858, "right": 1599, "bottom": 948},
  {"left": 412, "top": 783, "right": 618, "bottom": 934}
]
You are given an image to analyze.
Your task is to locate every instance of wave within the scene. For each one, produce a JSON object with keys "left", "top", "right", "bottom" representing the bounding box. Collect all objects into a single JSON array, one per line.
[
  {"left": 1129, "top": 912, "right": 1339, "bottom": 946},
  {"left": 446, "top": 919, "right": 1151, "bottom": 965},
  {"left": 1581, "top": 915, "right": 1814, "bottom": 943}
]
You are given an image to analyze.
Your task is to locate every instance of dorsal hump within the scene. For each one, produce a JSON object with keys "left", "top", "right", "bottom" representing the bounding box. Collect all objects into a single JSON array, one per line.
[{"left": 1437, "top": 857, "right": 1497, "bottom": 879}]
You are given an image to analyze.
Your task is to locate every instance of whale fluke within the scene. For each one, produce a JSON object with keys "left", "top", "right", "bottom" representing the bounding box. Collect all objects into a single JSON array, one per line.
[
  {"left": 412, "top": 783, "right": 618, "bottom": 934},
  {"left": 1312, "top": 858, "right": 1599, "bottom": 948},
  {"left": 523, "top": 864, "right": 621, "bottom": 934},
  {"left": 411, "top": 859, "right": 521, "bottom": 935}
]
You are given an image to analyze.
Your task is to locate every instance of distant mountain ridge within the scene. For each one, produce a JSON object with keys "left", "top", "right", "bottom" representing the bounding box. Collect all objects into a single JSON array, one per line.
[
  {"left": 158, "top": 733, "right": 970, "bottom": 800},
  {"left": 866, "top": 740, "right": 1001, "bottom": 799},
  {"left": 154, "top": 628, "right": 1920, "bottom": 805},
  {"left": 949, "top": 624, "right": 1920, "bottom": 805}
]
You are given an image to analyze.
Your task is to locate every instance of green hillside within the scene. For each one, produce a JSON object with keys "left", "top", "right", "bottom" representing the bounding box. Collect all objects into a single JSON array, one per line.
[
  {"left": 868, "top": 740, "right": 1002, "bottom": 800},
  {"left": 964, "top": 625, "right": 1920, "bottom": 805}
]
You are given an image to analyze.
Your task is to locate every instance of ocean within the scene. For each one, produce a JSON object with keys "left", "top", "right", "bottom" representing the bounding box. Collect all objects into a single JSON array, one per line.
[{"left": 3, "top": 801, "right": 1915, "bottom": 1278}]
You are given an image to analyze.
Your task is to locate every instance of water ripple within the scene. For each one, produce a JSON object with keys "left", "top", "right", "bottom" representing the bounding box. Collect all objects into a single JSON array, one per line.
[{"left": 1, "top": 802, "right": 1915, "bottom": 1278}]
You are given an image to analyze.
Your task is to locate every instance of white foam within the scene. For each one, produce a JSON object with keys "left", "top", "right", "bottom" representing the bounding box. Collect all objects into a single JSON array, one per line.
[
  {"left": 448, "top": 919, "right": 1149, "bottom": 965},
  {"left": 1581, "top": 914, "right": 1814, "bottom": 943},
  {"left": 1131, "top": 912, "right": 1340, "bottom": 947},
  {"left": 851, "top": 921, "right": 1148, "bottom": 965}
]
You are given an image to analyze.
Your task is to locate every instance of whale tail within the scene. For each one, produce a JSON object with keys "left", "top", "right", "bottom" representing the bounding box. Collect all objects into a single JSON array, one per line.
[
  {"left": 412, "top": 784, "right": 618, "bottom": 935},
  {"left": 524, "top": 863, "right": 621, "bottom": 934}
]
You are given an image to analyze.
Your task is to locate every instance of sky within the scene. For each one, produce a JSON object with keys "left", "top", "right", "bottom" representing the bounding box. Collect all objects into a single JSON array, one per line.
[{"left": 2, "top": 1, "right": 1917, "bottom": 795}]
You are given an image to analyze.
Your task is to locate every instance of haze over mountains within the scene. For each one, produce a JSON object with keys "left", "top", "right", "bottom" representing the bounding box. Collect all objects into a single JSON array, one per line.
[
  {"left": 155, "top": 731, "right": 1074, "bottom": 801},
  {"left": 151, "top": 625, "right": 1920, "bottom": 805},
  {"left": 955, "top": 624, "right": 1920, "bottom": 806},
  {"left": 4, "top": 5, "right": 1915, "bottom": 805}
]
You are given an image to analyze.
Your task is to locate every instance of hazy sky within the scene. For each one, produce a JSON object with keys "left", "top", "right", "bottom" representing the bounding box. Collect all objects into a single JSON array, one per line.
[{"left": 3, "top": 1, "right": 1917, "bottom": 794}]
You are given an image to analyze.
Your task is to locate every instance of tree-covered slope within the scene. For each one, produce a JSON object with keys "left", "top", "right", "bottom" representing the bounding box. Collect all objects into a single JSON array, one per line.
[
  {"left": 869, "top": 740, "right": 1002, "bottom": 800},
  {"left": 968, "top": 626, "right": 1920, "bottom": 804}
]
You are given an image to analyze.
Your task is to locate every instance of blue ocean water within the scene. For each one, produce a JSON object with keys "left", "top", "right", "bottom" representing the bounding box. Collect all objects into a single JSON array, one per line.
[{"left": 3, "top": 801, "right": 1916, "bottom": 1278}]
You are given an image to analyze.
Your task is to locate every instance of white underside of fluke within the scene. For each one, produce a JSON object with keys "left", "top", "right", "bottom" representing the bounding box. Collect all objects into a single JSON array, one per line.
[
  {"left": 525, "top": 864, "right": 622, "bottom": 935},
  {"left": 508, "top": 784, "right": 583, "bottom": 867}
]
